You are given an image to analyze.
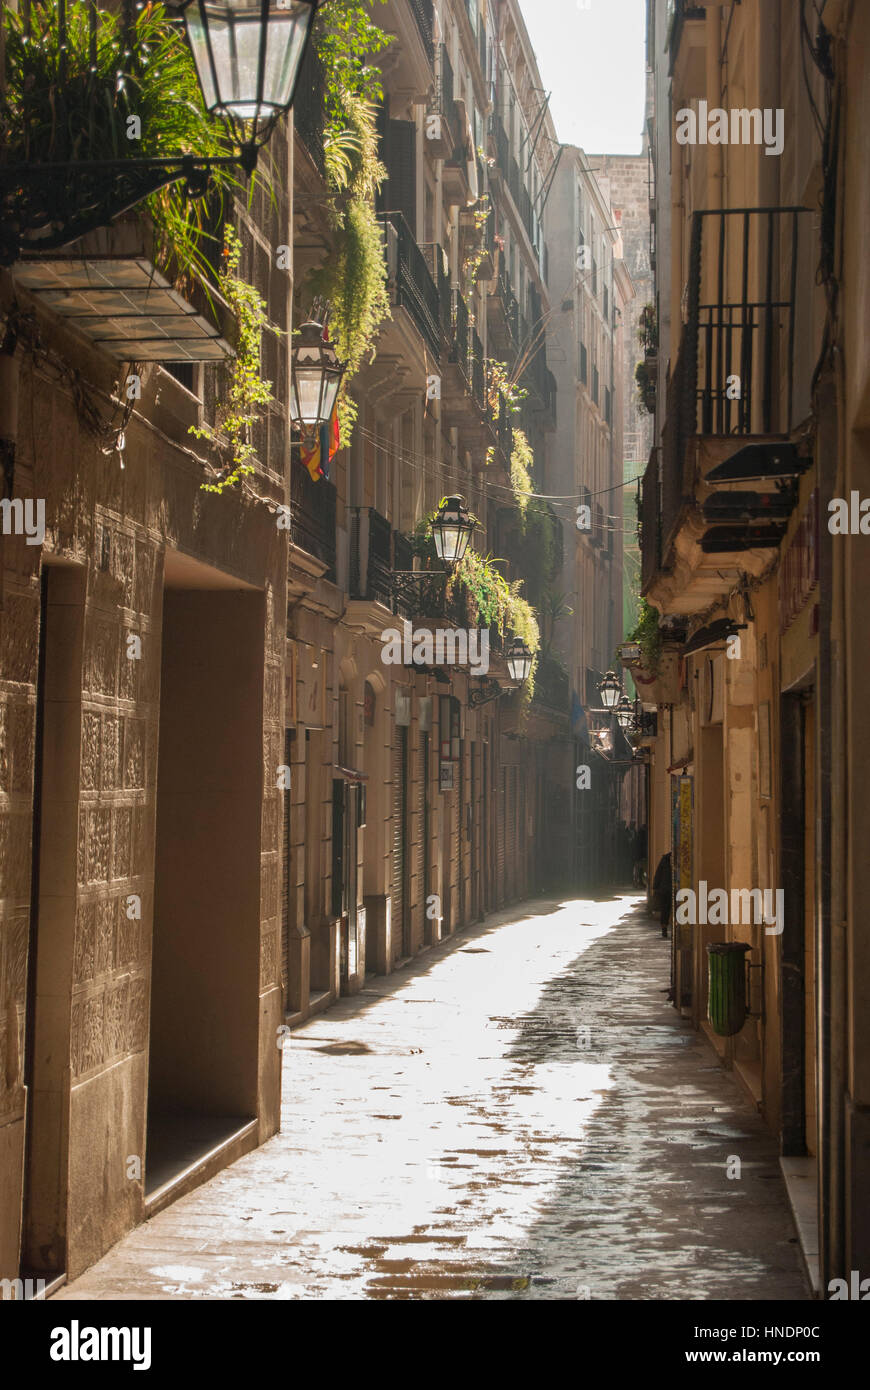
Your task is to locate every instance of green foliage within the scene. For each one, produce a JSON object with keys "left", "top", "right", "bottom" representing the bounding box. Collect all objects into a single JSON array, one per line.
[
  {"left": 627, "top": 598, "right": 663, "bottom": 673},
  {"left": 190, "top": 227, "right": 275, "bottom": 493},
  {"left": 307, "top": 2, "right": 392, "bottom": 448},
  {"left": 461, "top": 194, "right": 491, "bottom": 296},
  {"left": 314, "top": 0, "right": 392, "bottom": 115},
  {"left": 410, "top": 507, "right": 541, "bottom": 706},
  {"left": 635, "top": 358, "right": 656, "bottom": 415},
  {"left": 538, "top": 588, "right": 573, "bottom": 661},
  {"left": 638, "top": 303, "right": 658, "bottom": 353},
  {"left": 510, "top": 428, "right": 534, "bottom": 520},
  {"left": 0, "top": 1, "right": 251, "bottom": 296}
]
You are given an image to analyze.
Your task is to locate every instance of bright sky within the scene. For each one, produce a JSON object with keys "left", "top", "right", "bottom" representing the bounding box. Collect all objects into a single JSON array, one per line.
[{"left": 519, "top": 0, "right": 648, "bottom": 155}]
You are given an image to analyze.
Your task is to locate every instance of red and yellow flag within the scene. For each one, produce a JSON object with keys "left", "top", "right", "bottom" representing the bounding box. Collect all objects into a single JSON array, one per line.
[{"left": 299, "top": 405, "right": 341, "bottom": 482}]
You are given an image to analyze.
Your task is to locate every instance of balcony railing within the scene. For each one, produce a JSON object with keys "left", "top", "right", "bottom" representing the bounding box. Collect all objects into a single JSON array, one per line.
[
  {"left": 450, "top": 287, "right": 470, "bottom": 380},
  {"left": 380, "top": 210, "right": 442, "bottom": 361},
  {"left": 643, "top": 207, "right": 810, "bottom": 584},
  {"left": 291, "top": 461, "right": 337, "bottom": 579},
  {"left": 640, "top": 448, "right": 661, "bottom": 593},
  {"left": 408, "top": 0, "right": 435, "bottom": 67},
  {"left": 686, "top": 207, "right": 810, "bottom": 438},
  {"left": 471, "top": 327, "right": 485, "bottom": 408},
  {"left": 433, "top": 44, "right": 462, "bottom": 157},
  {"left": 348, "top": 506, "right": 395, "bottom": 608},
  {"left": 292, "top": 41, "right": 326, "bottom": 173},
  {"left": 420, "top": 241, "right": 452, "bottom": 344}
]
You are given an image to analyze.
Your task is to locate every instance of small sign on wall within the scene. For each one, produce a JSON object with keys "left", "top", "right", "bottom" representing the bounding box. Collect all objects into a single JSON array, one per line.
[{"left": 439, "top": 760, "right": 455, "bottom": 792}]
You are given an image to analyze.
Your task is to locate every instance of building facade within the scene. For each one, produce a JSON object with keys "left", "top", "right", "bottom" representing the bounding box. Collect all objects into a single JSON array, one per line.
[
  {"left": 546, "top": 145, "right": 636, "bottom": 886},
  {"left": 0, "top": 0, "right": 629, "bottom": 1294},
  {"left": 281, "top": 0, "right": 571, "bottom": 1019},
  {"left": 639, "top": 0, "right": 870, "bottom": 1293},
  {"left": 0, "top": 101, "right": 291, "bottom": 1289}
]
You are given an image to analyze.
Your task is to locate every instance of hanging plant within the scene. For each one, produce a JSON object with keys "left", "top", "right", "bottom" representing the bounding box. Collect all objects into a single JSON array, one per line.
[
  {"left": 627, "top": 598, "right": 663, "bottom": 674},
  {"left": 638, "top": 303, "right": 658, "bottom": 354},
  {"left": 635, "top": 359, "right": 656, "bottom": 415},
  {"left": 306, "top": 1, "right": 393, "bottom": 449},
  {"left": 510, "top": 428, "right": 534, "bottom": 520},
  {"left": 0, "top": 1, "right": 257, "bottom": 299},
  {"left": 190, "top": 226, "right": 277, "bottom": 493}
]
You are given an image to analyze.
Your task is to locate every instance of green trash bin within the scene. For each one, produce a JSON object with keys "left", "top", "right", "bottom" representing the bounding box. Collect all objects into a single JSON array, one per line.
[{"left": 707, "top": 942, "right": 751, "bottom": 1036}]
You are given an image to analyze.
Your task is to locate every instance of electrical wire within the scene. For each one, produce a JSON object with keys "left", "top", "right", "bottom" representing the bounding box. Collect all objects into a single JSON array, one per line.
[{"left": 352, "top": 420, "right": 642, "bottom": 508}]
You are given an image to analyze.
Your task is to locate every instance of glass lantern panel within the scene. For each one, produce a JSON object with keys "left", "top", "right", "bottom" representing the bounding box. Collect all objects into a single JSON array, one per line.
[
  {"left": 185, "top": 7, "right": 219, "bottom": 110},
  {"left": 320, "top": 372, "right": 342, "bottom": 422},
  {"left": 437, "top": 525, "right": 463, "bottom": 562},
  {"left": 292, "top": 367, "right": 325, "bottom": 426},
  {"left": 263, "top": 6, "right": 311, "bottom": 109}
]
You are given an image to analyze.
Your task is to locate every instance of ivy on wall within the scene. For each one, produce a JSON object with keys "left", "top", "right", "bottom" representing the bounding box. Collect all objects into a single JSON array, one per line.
[
  {"left": 190, "top": 227, "right": 276, "bottom": 494},
  {"left": 307, "top": 0, "right": 393, "bottom": 449}
]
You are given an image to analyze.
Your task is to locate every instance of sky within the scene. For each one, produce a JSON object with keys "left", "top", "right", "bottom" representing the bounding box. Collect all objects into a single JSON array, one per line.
[{"left": 519, "top": 0, "right": 648, "bottom": 155}]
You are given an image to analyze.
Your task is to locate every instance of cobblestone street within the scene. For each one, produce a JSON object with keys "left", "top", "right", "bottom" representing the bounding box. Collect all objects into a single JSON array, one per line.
[{"left": 58, "top": 896, "right": 808, "bottom": 1301}]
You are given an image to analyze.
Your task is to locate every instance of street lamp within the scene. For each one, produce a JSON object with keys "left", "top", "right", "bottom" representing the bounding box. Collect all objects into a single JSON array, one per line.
[
  {"left": 598, "top": 670, "right": 621, "bottom": 710},
  {"left": 432, "top": 496, "right": 475, "bottom": 567},
  {"left": 290, "top": 314, "right": 345, "bottom": 439},
  {"left": 0, "top": 0, "right": 326, "bottom": 264},
  {"left": 506, "top": 636, "right": 534, "bottom": 684},
  {"left": 178, "top": 0, "right": 321, "bottom": 155},
  {"left": 615, "top": 695, "right": 635, "bottom": 730}
]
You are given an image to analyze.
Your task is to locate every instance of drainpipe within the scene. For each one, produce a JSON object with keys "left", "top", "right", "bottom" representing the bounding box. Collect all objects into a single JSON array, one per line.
[{"left": 0, "top": 309, "right": 21, "bottom": 610}]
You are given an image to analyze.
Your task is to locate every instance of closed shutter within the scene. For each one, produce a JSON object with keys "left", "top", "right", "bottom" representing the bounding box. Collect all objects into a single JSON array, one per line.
[
  {"left": 422, "top": 732, "right": 431, "bottom": 941},
  {"left": 387, "top": 120, "right": 417, "bottom": 234},
  {"left": 470, "top": 743, "right": 477, "bottom": 920},
  {"left": 456, "top": 745, "right": 464, "bottom": 927},
  {"left": 506, "top": 768, "right": 517, "bottom": 901},
  {"left": 518, "top": 770, "right": 527, "bottom": 899},
  {"left": 281, "top": 728, "right": 292, "bottom": 996},
  {"left": 331, "top": 778, "right": 344, "bottom": 919},
  {"left": 496, "top": 766, "right": 506, "bottom": 907},
  {"left": 391, "top": 729, "right": 407, "bottom": 959},
  {"left": 414, "top": 734, "right": 425, "bottom": 940}
]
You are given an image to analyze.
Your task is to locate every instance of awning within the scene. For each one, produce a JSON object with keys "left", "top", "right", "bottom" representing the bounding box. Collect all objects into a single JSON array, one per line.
[
  {"left": 702, "top": 488, "right": 795, "bottom": 522},
  {"left": 333, "top": 765, "right": 369, "bottom": 783},
  {"left": 705, "top": 442, "right": 807, "bottom": 482},
  {"left": 700, "top": 523, "right": 786, "bottom": 552},
  {"left": 13, "top": 256, "right": 232, "bottom": 363},
  {"left": 682, "top": 618, "right": 746, "bottom": 657}
]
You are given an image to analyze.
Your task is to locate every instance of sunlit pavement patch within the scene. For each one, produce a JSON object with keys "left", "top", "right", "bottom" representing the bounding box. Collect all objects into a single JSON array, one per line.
[{"left": 56, "top": 896, "right": 807, "bottom": 1302}]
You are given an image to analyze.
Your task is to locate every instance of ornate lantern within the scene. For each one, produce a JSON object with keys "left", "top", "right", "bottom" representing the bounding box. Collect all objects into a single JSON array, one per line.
[
  {"left": 290, "top": 315, "right": 345, "bottom": 438},
  {"left": 432, "top": 496, "right": 475, "bottom": 566}
]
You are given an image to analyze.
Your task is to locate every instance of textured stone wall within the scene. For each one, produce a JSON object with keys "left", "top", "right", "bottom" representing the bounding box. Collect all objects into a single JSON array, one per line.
[{"left": 0, "top": 287, "right": 287, "bottom": 1278}]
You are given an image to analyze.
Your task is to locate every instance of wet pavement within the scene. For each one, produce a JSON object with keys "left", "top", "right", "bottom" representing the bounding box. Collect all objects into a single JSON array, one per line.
[{"left": 57, "top": 895, "right": 808, "bottom": 1300}]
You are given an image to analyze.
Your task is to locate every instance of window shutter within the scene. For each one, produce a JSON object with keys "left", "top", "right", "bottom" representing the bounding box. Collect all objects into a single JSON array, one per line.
[{"left": 387, "top": 120, "right": 417, "bottom": 236}]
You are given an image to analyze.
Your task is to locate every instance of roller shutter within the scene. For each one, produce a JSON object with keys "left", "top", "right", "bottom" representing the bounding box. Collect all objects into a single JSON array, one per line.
[
  {"left": 391, "top": 728, "right": 408, "bottom": 959},
  {"left": 281, "top": 728, "right": 292, "bottom": 996}
]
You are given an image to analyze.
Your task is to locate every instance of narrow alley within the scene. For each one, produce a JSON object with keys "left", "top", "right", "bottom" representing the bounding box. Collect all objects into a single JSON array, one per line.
[{"left": 56, "top": 898, "right": 807, "bottom": 1302}]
